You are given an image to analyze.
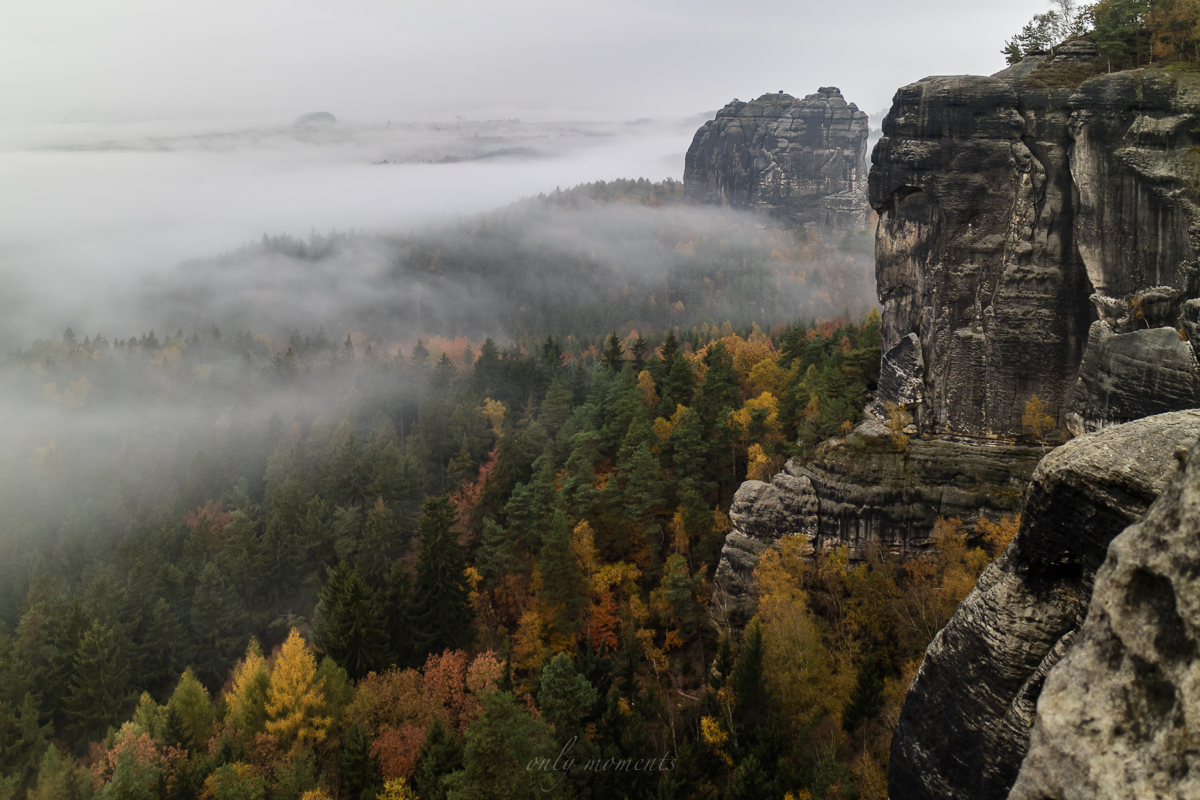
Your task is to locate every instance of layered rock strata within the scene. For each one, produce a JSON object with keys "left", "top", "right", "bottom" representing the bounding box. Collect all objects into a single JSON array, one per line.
[
  {"left": 1009, "top": 427, "right": 1200, "bottom": 799},
  {"left": 684, "top": 87, "right": 870, "bottom": 230},
  {"left": 887, "top": 410, "right": 1200, "bottom": 800},
  {"left": 713, "top": 421, "right": 1042, "bottom": 626},
  {"left": 871, "top": 53, "right": 1200, "bottom": 438}
]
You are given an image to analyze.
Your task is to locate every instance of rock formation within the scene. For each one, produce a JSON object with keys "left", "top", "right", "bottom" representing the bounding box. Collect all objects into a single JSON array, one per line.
[
  {"left": 1008, "top": 428, "right": 1200, "bottom": 799},
  {"left": 871, "top": 46, "right": 1200, "bottom": 438},
  {"left": 887, "top": 409, "right": 1200, "bottom": 800},
  {"left": 713, "top": 420, "right": 1042, "bottom": 626},
  {"left": 684, "top": 88, "right": 870, "bottom": 231}
]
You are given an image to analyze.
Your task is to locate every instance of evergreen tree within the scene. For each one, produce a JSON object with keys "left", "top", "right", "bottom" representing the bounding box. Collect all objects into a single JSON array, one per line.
[
  {"left": 313, "top": 562, "right": 389, "bottom": 680},
  {"left": 539, "top": 511, "right": 587, "bottom": 644},
  {"left": 730, "top": 621, "right": 769, "bottom": 743},
  {"left": 537, "top": 653, "right": 598, "bottom": 744},
  {"left": 384, "top": 563, "right": 416, "bottom": 668},
  {"left": 190, "top": 561, "right": 248, "bottom": 690},
  {"left": 630, "top": 334, "right": 649, "bottom": 374},
  {"left": 842, "top": 651, "right": 885, "bottom": 733},
  {"left": 657, "top": 353, "right": 696, "bottom": 418},
  {"left": 443, "top": 691, "right": 554, "bottom": 799},
  {"left": 340, "top": 723, "right": 382, "bottom": 800},
  {"left": 138, "top": 598, "right": 193, "bottom": 702},
  {"left": 414, "top": 718, "right": 463, "bottom": 800},
  {"left": 66, "top": 621, "right": 133, "bottom": 742},
  {"left": 411, "top": 495, "right": 472, "bottom": 658},
  {"left": 659, "top": 328, "right": 680, "bottom": 367},
  {"left": 602, "top": 331, "right": 625, "bottom": 373},
  {"left": 357, "top": 497, "right": 398, "bottom": 590}
]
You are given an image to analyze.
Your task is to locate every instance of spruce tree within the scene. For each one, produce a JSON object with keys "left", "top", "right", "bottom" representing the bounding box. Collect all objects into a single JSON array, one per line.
[
  {"left": 384, "top": 563, "right": 416, "bottom": 668},
  {"left": 190, "top": 562, "right": 248, "bottom": 690},
  {"left": 414, "top": 718, "right": 463, "bottom": 800},
  {"left": 602, "top": 331, "right": 625, "bottom": 373},
  {"left": 313, "top": 562, "right": 388, "bottom": 680},
  {"left": 411, "top": 495, "right": 472, "bottom": 658},
  {"left": 66, "top": 621, "right": 133, "bottom": 742},
  {"left": 138, "top": 598, "right": 193, "bottom": 702},
  {"left": 340, "top": 723, "right": 381, "bottom": 800}
]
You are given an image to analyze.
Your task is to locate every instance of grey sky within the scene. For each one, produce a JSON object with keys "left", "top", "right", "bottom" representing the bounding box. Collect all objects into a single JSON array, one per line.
[{"left": 4, "top": 0, "right": 1051, "bottom": 126}]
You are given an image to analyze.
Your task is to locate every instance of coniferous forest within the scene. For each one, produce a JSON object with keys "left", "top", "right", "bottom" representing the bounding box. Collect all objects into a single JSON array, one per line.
[{"left": 0, "top": 182, "right": 1014, "bottom": 799}]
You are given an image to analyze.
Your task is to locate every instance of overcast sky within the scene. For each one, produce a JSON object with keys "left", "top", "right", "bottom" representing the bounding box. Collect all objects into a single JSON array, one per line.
[{"left": 4, "top": 0, "right": 1052, "bottom": 127}]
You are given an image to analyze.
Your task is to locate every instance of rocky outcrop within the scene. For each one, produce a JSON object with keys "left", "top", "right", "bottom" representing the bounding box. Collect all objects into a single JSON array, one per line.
[
  {"left": 871, "top": 54, "right": 1200, "bottom": 437},
  {"left": 1009, "top": 428, "right": 1200, "bottom": 799},
  {"left": 887, "top": 410, "right": 1200, "bottom": 800},
  {"left": 713, "top": 421, "right": 1041, "bottom": 626},
  {"left": 684, "top": 88, "right": 870, "bottom": 231}
]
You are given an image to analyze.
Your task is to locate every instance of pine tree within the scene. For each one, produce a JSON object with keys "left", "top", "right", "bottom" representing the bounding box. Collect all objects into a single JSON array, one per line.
[
  {"left": 66, "top": 621, "right": 133, "bottom": 742},
  {"left": 313, "top": 562, "right": 389, "bottom": 680},
  {"left": 537, "top": 653, "right": 597, "bottom": 744},
  {"left": 442, "top": 691, "right": 554, "bottom": 800},
  {"left": 411, "top": 496, "right": 472, "bottom": 658},
  {"left": 539, "top": 511, "right": 587, "bottom": 644}
]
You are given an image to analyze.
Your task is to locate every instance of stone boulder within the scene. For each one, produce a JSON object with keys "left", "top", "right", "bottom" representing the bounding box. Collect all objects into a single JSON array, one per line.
[
  {"left": 887, "top": 410, "right": 1200, "bottom": 800},
  {"left": 1009, "top": 425, "right": 1200, "bottom": 799}
]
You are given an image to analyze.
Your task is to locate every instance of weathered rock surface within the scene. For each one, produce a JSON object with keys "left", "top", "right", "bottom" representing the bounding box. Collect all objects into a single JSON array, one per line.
[
  {"left": 887, "top": 410, "right": 1200, "bottom": 800},
  {"left": 684, "top": 88, "right": 870, "bottom": 231},
  {"left": 713, "top": 422, "right": 1041, "bottom": 626},
  {"left": 870, "top": 59, "right": 1200, "bottom": 437},
  {"left": 1009, "top": 427, "right": 1200, "bottom": 799}
]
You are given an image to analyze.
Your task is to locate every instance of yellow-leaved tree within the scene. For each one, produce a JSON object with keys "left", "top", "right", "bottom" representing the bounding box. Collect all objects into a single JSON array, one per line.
[
  {"left": 226, "top": 638, "right": 271, "bottom": 738},
  {"left": 266, "top": 628, "right": 331, "bottom": 749}
]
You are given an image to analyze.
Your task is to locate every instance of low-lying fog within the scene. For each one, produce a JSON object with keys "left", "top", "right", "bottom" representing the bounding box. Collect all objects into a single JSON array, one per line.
[{"left": 0, "top": 116, "right": 697, "bottom": 348}]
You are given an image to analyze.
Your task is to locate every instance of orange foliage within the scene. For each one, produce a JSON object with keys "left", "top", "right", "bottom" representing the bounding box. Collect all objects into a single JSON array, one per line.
[
  {"left": 373, "top": 724, "right": 426, "bottom": 779},
  {"left": 350, "top": 650, "right": 502, "bottom": 754},
  {"left": 185, "top": 500, "right": 232, "bottom": 550}
]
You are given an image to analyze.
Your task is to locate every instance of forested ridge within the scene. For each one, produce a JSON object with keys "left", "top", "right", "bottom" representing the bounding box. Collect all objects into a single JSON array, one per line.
[{"left": 0, "top": 181, "right": 1012, "bottom": 799}]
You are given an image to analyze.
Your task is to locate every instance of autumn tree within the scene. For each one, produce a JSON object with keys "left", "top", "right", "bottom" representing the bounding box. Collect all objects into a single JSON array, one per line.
[
  {"left": 1022, "top": 394, "right": 1056, "bottom": 450},
  {"left": 226, "top": 639, "right": 271, "bottom": 738},
  {"left": 266, "top": 628, "right": 332, "bottom": 750}
]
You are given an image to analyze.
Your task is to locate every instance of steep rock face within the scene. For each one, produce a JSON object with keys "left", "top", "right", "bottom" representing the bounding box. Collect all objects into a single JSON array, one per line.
[
  {"left": 887, "top": 410, "right": 1200, "bottom": 800},
  {"left": 684, "top": 88, "right": 870, "bottom": 230},
  {"left": 1009, "top": 430, "right": 1200, "bottom": 799},
  {"left": 712, "top": 421, "right": 1041, "bottom": 626},
  {"left": 871, "top": 60, "right": 1200, "bottom": 437}
]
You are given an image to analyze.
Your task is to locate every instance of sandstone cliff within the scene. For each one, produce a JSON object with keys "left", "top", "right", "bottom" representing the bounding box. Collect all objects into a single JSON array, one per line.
[
  {"left": 1008, "top": 428, "right": 1200, "bottom": 799},
  {"left": 713, "top": 420, "right": 1041, "bottom": 626},
  {"left": 887, "top": 410, "right": 1200, "bottom": 800},
  {"left": 684, "top": 88, "right": 870, "bottom": 231},
  {"left": 872, "top": 47, "right": 1200, "bottom": 438}
]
